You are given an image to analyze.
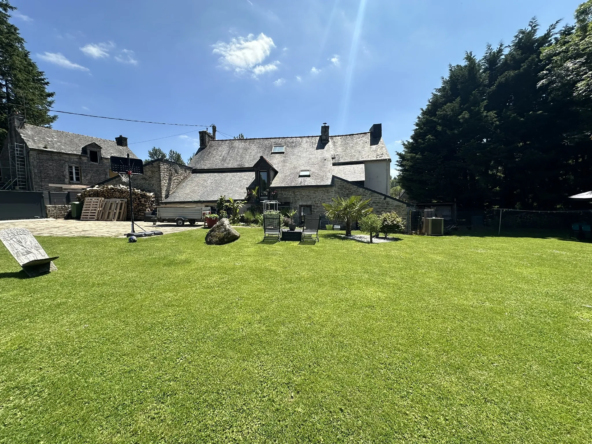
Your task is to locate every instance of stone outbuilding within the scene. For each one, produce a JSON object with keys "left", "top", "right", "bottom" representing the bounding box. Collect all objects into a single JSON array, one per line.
[{"left": 0, "top": 115, "right": 138, "bottom": 192}]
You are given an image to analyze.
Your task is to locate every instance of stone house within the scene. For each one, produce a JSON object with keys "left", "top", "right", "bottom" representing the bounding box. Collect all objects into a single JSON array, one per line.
[
  {"left": 162, "top": 123, "right": 408, "bottom": 222},
  {"left": 0, "top": 115, "right": 138, "bottom": 192}
]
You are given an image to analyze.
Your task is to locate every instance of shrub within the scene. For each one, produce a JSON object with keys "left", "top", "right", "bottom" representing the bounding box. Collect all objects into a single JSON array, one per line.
[
  {"left": 255, "top": 214, "right": 264, "bottom": 226},
  {"left": 243, "top": 210, "right": 255, "bottom": 225},
  {"left": 359, "top": 214, "right": 382, "bottom": 243},
  {"left": 381, "top": 211, "right": 405, "bottom": 238}
]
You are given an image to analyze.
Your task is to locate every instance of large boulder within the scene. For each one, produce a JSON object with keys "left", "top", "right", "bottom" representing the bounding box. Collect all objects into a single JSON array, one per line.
[{"left": 205, "top": 218, "right": 240, "bottom": 245}]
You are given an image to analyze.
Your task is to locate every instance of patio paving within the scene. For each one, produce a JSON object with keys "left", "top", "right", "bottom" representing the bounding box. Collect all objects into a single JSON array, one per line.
[{"left": 0, "top": 219, "right": 204, "bottom": 238}]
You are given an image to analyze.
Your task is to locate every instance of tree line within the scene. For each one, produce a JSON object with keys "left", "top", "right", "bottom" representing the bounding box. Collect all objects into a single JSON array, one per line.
[{"left": 397, "top": 1, "right": 592, "bottom": 210}]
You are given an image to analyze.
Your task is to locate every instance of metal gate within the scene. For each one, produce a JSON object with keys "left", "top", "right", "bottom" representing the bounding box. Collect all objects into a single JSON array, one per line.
[{"left": 0, "top": 191, "right": 46, "bottom": 220}]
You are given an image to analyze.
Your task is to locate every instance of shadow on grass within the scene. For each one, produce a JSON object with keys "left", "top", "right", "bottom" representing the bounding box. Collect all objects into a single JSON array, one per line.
[
  {"left": 258, "top": 239, "right": 280, "bottom": 245},
  {"left": 0, "top": 270, "right": 29, "bottom": 280},
  {"left": 448, "top": 226, "right": 587, "bottom": 242}
]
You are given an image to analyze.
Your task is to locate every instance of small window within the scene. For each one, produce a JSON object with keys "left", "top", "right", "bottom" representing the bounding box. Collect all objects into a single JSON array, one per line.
[
  {"left": 89, "top": 150, "right": 99, "bottom": 163},
  {"left": 299, "top": 170, "right": 310, "bottom": 177},
  {"left": 272, "top": 146, "right": 285, "bottom": 154},
  {"left": 69, "top": 165, "right": 81, "bottom": 183}
]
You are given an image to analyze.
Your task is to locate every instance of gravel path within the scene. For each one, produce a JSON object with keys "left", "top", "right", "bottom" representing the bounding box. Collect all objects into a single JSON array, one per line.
[{"left": 0, "top": 218, "right": 204, "bottom": 238}]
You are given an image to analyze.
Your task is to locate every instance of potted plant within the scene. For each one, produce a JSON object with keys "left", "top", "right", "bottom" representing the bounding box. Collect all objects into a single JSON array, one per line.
[
  {"left": 205, "top": 213, "right": 219, "bottom": 228},
  {"left": 287, "top": 209, "right": 297, "bottom": 231}
]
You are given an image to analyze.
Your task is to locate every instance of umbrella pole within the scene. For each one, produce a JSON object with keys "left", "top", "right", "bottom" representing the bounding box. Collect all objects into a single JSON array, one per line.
[{"left": 498, "top": 209, "right": 503, "bottom": 235}]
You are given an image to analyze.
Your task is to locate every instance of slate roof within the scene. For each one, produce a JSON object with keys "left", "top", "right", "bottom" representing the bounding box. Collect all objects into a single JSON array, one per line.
[
  {"left": 189, "top": 131, "right": 390, "bottom": 188},
  {"left": 17, "top": 124, "right": 138, "bottom": 159},
  {"left": 333, "top": 164, "right": 365, "bottom": 182},
  {"left": 163, "top": 172, "right": 255, "bottom": 203}
]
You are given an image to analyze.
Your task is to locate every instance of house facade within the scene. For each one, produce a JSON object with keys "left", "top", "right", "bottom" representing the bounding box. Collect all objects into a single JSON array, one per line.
[
  {"left": 163, "top": 123, "right": 408, "bottom": 221},
  {"left": 0, "top": 115, "right": 138, "bottom": 192}
]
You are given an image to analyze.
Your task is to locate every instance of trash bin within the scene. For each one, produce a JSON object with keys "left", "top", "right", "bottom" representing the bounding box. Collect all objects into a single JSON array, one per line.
[{"left": 70, "top": 201, "right": 82, "bottom": 219}]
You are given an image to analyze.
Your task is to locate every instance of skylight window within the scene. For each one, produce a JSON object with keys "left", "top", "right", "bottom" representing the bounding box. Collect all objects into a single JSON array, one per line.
[
  {"left": 272, "top": 146, "right": 285, "bottom": 154},
  {"left": 299, "top": 170, "right": 310, "bottom": 177}
]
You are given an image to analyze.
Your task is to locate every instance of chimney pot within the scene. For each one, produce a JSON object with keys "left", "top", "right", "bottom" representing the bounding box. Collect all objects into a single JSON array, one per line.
[
  {"left": 115, "top": 135, "right": 128, "bottom": 147},
  {"left": 211, "top": 124, "right": 217, "bottom": 140},
  {"left": 321, "top": 123, "right": 330, "bottom": 143}
]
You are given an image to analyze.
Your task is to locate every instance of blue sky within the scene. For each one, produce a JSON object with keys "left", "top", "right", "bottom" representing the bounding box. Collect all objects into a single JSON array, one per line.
[{"left": 11, "top": 0, "right": 583, "bottom": 176}]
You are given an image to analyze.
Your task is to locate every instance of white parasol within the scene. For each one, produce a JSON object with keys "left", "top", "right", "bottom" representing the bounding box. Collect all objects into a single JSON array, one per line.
[{"left": 569, "top": 191, "right": 592, "bottom": 199}]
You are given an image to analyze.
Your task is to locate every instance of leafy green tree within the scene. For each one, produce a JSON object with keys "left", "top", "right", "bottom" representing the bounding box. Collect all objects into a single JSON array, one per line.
[
  {"left": 167, "top": 149, "right": 185, "bottom": 165},
  {"left": 359, "top": 213, "right": 382, "bottom": 243},
  {"left": 147, "top": 147, "right": 166, "bottom": 162},
  {"left": 0, "top": 1, "right": 56, "bottom": 144},
  {"left": 322, "top": 196, "right": 372, "bottom": 236},
  {"left": 234, "top": 133, "right": 245, "bottom": 139}
]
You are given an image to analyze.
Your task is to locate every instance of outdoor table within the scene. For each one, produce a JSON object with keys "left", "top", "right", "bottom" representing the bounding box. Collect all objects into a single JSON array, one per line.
[{"left": 281, "top": 229, "right": 302, "bottom": 241}]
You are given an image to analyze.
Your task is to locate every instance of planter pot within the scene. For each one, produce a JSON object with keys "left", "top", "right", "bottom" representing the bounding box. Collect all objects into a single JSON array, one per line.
[
  {"left": 289, "top": 224, "right": 296, "bottom": 231},
  {"left": 206, "top": 217, "right": 218, "bottom": 228}
]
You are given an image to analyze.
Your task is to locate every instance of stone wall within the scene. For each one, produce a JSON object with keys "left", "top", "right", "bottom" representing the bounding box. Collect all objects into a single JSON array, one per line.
[
  {"left": 98, "top": 159, "right": 192, "bottom": 203},
  {"left": 275, "top": 176, "right": 408, "bottom": 225},
  {"left": 46, "top": 204, "right": 70, "bottom": 219},
  {"left": 29, "top": 149, "right": 112, "bottom": 192}
]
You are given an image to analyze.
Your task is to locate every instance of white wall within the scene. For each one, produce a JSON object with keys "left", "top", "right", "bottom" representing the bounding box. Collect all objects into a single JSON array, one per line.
[{"left": 364, "top": 160, "right": 390, "bottom": 195}]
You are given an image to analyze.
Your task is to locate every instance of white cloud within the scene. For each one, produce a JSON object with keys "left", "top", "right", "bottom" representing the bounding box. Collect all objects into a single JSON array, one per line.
[
  {"left": 252, "top": 61, "right": 279, "bottom": 77},
  {"left": 115, "top": 49, "right": 138, "bottom": 65},
  {"left": 330, "top": 54, "right": 340, "bottom": 67},
  {"left": 37, "top": 52, "right": 89, "bottom": 71},
  {"left": 394, "top": 140, "right": 402, "bottom": 144},
  {"left": 274, "top": 78, "right": 285, "bottom": 87},
  {"left": 246, "top": 0, "right": 253, "bottom": 5},
  {"left": 80, "top": 42, "right": 114, "bottom": 59},
  {"left": 81, "top": 106, "right": 90, "bottom": 111},
  {"left": 179, "top": 135, "right": 200, "bottom": 149},
  {"left": 12, "top": 11, "right": 32, "bottom": 22},
  {"left": 310, "top": 66, "right": 321, "bottom": 75},
  {"left": 212, "top": 33, "right": 278, "bottom": 77},
  {"left": 296, "top": 75, "right": 302, "bottom": 82}
]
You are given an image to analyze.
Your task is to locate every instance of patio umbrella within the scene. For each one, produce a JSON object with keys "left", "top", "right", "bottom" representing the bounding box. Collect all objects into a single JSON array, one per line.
[{"left": 569, "top": 191, "right": 592, "bottom": 199}]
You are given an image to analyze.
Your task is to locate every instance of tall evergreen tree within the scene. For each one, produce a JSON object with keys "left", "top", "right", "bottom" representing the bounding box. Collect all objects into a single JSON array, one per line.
[{"left": 0, "top": 1, "right": 56, "bottom": 144}]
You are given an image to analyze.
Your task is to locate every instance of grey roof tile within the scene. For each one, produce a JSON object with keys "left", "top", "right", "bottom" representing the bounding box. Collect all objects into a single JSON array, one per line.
[
  {"left": 17, "top": 125, "right": 138, "bottom": 159},
  {"left": 163, "top": 172, "right": 255, "bottom": 203},
  {"left": 333, "top": 164, "right": 365, "bottom": 182}
]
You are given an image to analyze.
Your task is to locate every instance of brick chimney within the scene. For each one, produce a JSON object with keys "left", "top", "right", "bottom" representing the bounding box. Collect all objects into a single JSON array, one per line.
[
  {"left": 321, "top": 123, "right": 329, "bottom": 143},
  {"left": 115, "top": 135, "right": 128, "bottom": 147}
]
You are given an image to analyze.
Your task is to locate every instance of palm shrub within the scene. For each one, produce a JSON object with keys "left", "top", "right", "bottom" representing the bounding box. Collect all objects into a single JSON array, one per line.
[
  {"left": 322, "top": 196, "right": 372, "bottom": 236},
  {"left": 381, "top": 211, "right": 405, "bottom": 238},
  {"left": 227, "top": 197, "right": 245, "bottom": 224},
  {"left": 359, "top": 214, "right": 382, "bottom": 243}
]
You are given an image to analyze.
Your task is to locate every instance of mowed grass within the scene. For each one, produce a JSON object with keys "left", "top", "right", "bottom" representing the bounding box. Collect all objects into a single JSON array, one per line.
[{"left": 0, "top": 228, "right": 591, "bottom": 443}]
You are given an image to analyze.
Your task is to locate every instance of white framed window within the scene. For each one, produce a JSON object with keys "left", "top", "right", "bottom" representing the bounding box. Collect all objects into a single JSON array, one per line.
[
  {"left": 272, "top": 146, "right": 285, "bottom": 154},
  {"left": 69, "top": 165, "right": 81, "bottom": 183},
  {"left": 299, "top": 170, "right": 310, "bottom": 177},
  {"left": 89, "top": 150, "right": 99, "bottom": 163}
]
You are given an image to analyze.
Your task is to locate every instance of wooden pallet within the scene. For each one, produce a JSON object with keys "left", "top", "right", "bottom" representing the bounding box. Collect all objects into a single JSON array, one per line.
[
  {"left": 100, "top": 199, "right": 127, "bottom": 221},
  {"left": 81, "top": 197, "right": 104, "bottom": 221}
]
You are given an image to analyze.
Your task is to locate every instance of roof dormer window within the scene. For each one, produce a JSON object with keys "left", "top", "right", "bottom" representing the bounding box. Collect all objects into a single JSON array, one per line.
[
  {"left": 299, "top": 170, "right": 310, "bottom": 177},
  {"left": 89, "top": 150, "right": 99, "bottom": 163},
  {"left": 272, "top": 146, "right": 285, "bottom": 154}
]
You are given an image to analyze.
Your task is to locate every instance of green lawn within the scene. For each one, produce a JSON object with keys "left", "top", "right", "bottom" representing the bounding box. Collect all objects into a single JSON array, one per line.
[{"left": 1, "top": 228, "right": 591, "bottom": 443}]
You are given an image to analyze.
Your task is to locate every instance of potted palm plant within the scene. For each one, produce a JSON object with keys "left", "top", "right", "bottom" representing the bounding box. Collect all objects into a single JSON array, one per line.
[{"left": 287, "top": 209, "right": 297, "bottom": 231}]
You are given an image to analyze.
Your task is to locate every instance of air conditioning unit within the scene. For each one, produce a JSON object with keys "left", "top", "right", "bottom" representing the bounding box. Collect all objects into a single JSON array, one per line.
[{"left": 426, "top": 218, "right": 444, "bottom": 236}]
